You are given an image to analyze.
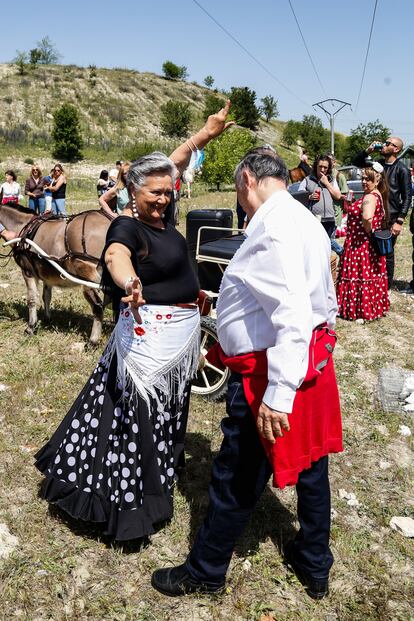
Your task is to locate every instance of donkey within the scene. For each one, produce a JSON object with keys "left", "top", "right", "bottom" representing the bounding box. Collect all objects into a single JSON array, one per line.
[{"left": 0, "top": 203, "right": 111, "bottom": 344}]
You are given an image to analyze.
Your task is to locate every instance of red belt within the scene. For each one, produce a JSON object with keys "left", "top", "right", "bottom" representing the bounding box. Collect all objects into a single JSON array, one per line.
[{"left": 171, "top": 302, "right": 198, "bottom": 309}]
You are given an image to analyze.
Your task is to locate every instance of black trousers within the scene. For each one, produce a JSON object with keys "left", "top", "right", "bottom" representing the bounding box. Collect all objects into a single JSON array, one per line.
[
  {"left": 185, "top": 373, "right": 334, "bottom": 585},
  {"left": 410, "top": 234, "right": 414, "bottom": 289},
  {"left": 386, "top": 234, "right": 398, "bottom": 288}
]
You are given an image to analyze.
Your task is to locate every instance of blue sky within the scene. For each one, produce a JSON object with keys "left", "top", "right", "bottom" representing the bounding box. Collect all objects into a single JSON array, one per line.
[{"left": 1, "top": 0, "right": 413, "bottom": 144}]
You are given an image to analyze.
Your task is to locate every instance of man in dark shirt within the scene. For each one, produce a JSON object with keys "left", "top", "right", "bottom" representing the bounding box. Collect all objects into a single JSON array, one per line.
[{"left": 352, "top": 137, "right": 412, "bottom": 288}]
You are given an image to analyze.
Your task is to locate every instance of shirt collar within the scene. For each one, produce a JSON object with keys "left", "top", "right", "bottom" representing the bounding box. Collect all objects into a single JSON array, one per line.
[{"left": 244, "top": 189, "right": 289, "bottom": 238}]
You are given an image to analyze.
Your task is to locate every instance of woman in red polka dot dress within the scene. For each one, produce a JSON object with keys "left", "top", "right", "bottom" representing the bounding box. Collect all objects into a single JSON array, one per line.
[{"left": 336, "top": 163, "right": 390, "bottom": 321}]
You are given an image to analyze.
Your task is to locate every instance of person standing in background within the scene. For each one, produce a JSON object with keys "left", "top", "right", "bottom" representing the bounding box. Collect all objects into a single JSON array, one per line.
[
  {"left": 45, "top": 164, "right": 67, "bottom": 215},
  {"left": 352, "top": 137, "right": 412, "bottom": 288},
  {"left": 0, "top": 170, "right": 20, "bottom": 204},
  {"left": 25, "top": 165, "right": 46, "bottom": 214}
]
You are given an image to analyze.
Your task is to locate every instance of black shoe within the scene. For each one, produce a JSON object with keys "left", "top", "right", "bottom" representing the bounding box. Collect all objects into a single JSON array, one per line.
[
  {"left": 284, "top": 544, "right": 329, "bottom": 600},
  {"left": 151, "top": 563, "right": 225, "bottom": 597}
]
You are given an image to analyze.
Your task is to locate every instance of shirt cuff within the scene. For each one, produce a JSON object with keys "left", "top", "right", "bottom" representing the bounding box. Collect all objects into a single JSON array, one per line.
[{"left": 262, "top": 384, "right": 296, "bottom": 414}]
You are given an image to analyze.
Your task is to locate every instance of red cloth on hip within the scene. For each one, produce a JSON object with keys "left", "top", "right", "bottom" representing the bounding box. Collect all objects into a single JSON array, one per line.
[{"left": 206, "top": 326, "right": 343, "bottom": 489}]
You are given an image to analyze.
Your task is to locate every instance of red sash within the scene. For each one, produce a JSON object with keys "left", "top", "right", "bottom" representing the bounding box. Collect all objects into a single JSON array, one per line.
[{"left": 206, "top": 325, "right": 343, "bottom": 488}]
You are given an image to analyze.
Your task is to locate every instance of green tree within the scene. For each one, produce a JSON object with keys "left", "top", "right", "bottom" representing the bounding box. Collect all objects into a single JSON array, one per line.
[
  {"left": 203, "top": 75, "right": 214, "bottom": 89},
  {"left": 342, "top": 120, "right": 390, "bottom": 163},
  {"left": 29, "top": 48, "right": 42, "bottom": 68},
  {"left": 202, "top": 128, "right": 256, "bottom": 190},
  {"left": 282, "top": 120, "right": 302, "bottom": 147},
  {"left": 14, "top": 50, "right": 28, "bottom": 75},
  {"left": 260, "top": 95, "right": 279, "bottom": 123},
  {"left": 160, "top": 100, "right": 192, "bottom": 138},
  {"left": 37, "top": 36, "right": 61, "bottom": 64},
  {"left": 203, "top": 93, "right": 225, "bottom": 121},
  {"left": 230, "top": 86, "right": 260, "bottom": 130},
  {"left": 52, "top": 104, "right": 83, "bottom": 160},
  {"left": 301, "top": 114, "right": 330, "bottom": 157},
  {"left": 162, "top": 60, "right": 188, "bottom": 80}
]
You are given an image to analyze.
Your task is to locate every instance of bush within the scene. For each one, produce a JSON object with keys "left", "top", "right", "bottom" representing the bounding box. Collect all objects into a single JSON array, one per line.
[
  {"left": 52, "top": 103, "right": 83, "bottom": 160},
  {"left": 160, "top": 100, "right": 192, "bottom": 138},
  {"left": 24, "top": 157, "right": 34, "bottom": 165},
  {"left": 202, "top": 128, "right": 256, "bottom": 190},
  {"left": 229, "top": 86, "right": 260, "bottom": 130},
  {"left": 124, "top": 140, "right": 174, "bottom": 161},
  {"left": 203, "top": 93, "right": 225, "bottom": 121},
  {"left": 162, "top": 61, "right": 188, "bottom": 80}
]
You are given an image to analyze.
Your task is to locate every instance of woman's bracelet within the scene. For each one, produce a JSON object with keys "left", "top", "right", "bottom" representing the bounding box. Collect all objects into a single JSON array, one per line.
[{"left": 124, "top": 276, "right": 142, "bottom": 295}]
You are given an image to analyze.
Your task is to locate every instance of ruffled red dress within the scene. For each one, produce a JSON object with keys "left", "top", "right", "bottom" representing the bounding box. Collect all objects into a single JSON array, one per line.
[{"left": 336, "top": 192, "right": 389, "bottom": 320}]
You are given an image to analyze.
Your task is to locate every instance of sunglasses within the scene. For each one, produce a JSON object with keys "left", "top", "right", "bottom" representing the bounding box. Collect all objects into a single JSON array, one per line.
[{"left": 384, "top": 141, "right": 398, "bottom": 148}]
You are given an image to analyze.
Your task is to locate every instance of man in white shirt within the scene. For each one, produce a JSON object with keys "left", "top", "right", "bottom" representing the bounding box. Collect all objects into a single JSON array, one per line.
[{"left": 152, "top": 149, "right": 342, "bottom": 600}]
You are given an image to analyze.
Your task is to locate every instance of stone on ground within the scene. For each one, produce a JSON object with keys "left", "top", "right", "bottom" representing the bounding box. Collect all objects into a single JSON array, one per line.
[
  {"left": 0, "top": 523, "right": 19, "bottom": 559},
  {"left": 390, "top": 516, "right": 414, "bottom": 538}
]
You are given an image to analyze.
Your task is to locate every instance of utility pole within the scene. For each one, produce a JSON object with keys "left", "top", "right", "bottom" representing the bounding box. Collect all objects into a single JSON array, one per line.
[{"left": 313, "top": 99, "right": 351, "bottom": 155}]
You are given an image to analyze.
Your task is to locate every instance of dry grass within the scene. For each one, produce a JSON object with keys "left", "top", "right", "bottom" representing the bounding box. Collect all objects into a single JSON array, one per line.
[{"left": 0, "top": 189, "right": 413, "bottom": 620}]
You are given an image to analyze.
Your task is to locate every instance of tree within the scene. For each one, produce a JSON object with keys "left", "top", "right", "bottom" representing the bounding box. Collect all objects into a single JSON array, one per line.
[
  {"left": 162, "top": 60, "right": 188, "bottom": 80},
  {"left": 229, "top": 86, "right": 260, "bottom": 130},
  {"left": 160, "top": 100, "right": 192, "bottom": 138},
  {"left": 37, "top": 36, "right": 61, "bottom": 64},
  {"left": 260, "top": 95, "right": 279, "bottom": 123},
  {"left": 203, "top": 93, "right": 225, "bottom": 121},
  {"left": 300, "top": 114, "right": 330, "bottom": 157},
  {"left": 342, "top": 120, "right": 390, "bottom": 164},
  {"left": 29, "top": 48, "right": 42, "bottom": 68},
  {"left": 14, "top": 50, "right": 28, "bottom": 75},
  {"left": 52, "top": 104, "right": 83, "bottom": 160},
  {"left": 202, "top": 128, "right": 256, "bottom": 190},
  {"left": 203, "top": 75, "right": 214, "bottom": 89},
  {"left": 282, "top": 120, "right": 302, "bottom": 147}
]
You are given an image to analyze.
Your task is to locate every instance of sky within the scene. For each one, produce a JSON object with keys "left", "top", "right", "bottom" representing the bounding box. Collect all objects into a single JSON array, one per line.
[{"left": 1, "top": 0, "right": 413, "bottom": 145}]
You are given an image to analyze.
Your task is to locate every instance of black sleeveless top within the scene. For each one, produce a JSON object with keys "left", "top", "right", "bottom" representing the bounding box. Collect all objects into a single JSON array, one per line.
[
  {"left": 101, "top": 216, "right": 199, "bottom": 312},
  {"left": 52, "top": 180, "right": 66, "bottom": 199}
]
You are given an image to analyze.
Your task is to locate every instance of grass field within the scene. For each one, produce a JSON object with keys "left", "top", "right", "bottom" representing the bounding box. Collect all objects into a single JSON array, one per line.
[{"left": 0, "top": 186, "right": 413, "bottom": 621}]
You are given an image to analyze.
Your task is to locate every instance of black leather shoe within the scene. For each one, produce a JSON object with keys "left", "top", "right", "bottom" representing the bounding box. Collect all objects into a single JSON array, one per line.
[
  {"left": 151, "top": 563, "right": 225, "bottom": 597},
  {"left": 284, "top": 544, "right": 329, "bottom": 600}
]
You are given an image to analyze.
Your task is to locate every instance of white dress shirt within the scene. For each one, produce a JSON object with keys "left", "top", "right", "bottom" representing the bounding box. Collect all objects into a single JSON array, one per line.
[{"left": 217, "top": 189, "right": 337, "bottom": 413}]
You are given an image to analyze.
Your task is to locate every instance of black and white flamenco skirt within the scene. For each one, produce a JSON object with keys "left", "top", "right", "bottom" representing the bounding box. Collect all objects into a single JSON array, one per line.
[{"left": 35, "top": 304, "right": 200, "bottom": 541}]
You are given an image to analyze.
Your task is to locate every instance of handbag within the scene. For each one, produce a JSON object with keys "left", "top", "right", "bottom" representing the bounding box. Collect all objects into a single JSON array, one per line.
[{"left": 371, "top": 229, "right": 393, "bottom": 256}]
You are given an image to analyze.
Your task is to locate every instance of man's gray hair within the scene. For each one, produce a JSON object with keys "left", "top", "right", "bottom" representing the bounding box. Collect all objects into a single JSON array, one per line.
[
  {"left": 234, "top": 148, "right": 289, "bottom": 187},
  {"left": 126, "top": 152, "right": 177, "bottom": 191}
]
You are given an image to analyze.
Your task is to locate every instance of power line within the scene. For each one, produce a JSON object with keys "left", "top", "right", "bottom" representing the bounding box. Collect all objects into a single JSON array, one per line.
[
  {"left": 191, "top": 0, "right": 311, "bottom": 108},
  {"left": 355, "top": 0, "right": 379, "bottom": 111},
  {"left": 287, "top": 0, "right": 328, "bottom": 97}
]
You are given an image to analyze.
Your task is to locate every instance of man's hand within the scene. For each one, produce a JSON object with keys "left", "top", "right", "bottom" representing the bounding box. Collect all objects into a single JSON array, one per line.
[
  {"left": 390, "top": 222, "right": 403, "bottom": 236},
  {"left": 319, "top": 173, "right": 329, "bottom": 186},
  {"left": 121, "top": 276, "right": 146, "bottom": 324},
  {"left": 256, "top": 402, "right": 290, "bottom": 444},
  {"left": 203, "top": 99, "right": 235, "bottom": 140}
]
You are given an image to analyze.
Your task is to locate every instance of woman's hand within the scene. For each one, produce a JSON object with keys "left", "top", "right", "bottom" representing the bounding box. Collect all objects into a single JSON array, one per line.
[
  {"left": 203, "top": 99, "right": 235, "bottom": 139},
  {"left": 121, "top": 277, "right": 146, "bottom": 324}
]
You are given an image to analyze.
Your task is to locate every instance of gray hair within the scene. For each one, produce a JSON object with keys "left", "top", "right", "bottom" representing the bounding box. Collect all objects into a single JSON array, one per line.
[
  {"left": 234, "top": 148, "right": 289, "bottom": 187},
  {"left": 126, "top": 152, "right": 177, "bottom": 191}
]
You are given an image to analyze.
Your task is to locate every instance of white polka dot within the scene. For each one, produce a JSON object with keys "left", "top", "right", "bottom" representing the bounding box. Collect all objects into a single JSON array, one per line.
[
  {"left": 68, "top": 473, "right": 76, "bottom": 482},
  {"left": 71, "top": 433, "right": 79, "bottom": 443},
  {"left": 98, "top": 395, "right": 104, "bottom": 405},
  {"left": 108, "top": 478, "right": 112, "bottom": 487},
  {"left": 71, "top": 419, "right": 80, "bottom": 429},
  {"left": 111, "top": 453, "right": 118, "bottom": 463},
  {"left": 84, "top": 413, "right": 91, "bottom": 423},
  {"left": 136, "top": 467, "right": 142, "bottom": 477},
  {"left": 98, "top": 473, "right": 103, "bottom": 480},
  {"left": 80, "top": 450, "right": 87, "bottom": 460},
  {"left": 91, "top": 448, "right": 96, "bottom": 457},
  {"left": 121, "top": 480, "right": 128, "bottom": 490},
  {"left": 132, "top": 423, "right": 138, "bottom": 433},
  {"left": 122, "top": 467, "right": 130, "bottom": 478},
  {"left": 157, "top": 441, "right": 165, "bottom": 452},
  {"left": 125, "top": 492, "right": 134, "bottom": 502},
  {"left": 87, "top": 475, "right": 93, "bottom": 485},
  {"left": 112, "top": 420, "right": 117, "bottom": 429},
  {"left": 113, "top": 470, "right": 119, "bottom": 477},
  {"left": 167, "top": 468, "right": 174, "bottom": 476},
  {"left": 67, "top": 456, "right": 76, "bottom": 466},
  {"left": 54, "top": 455, "right": 61, "bottom": 464},
  {"left": 120, "top": 453, "right": 126, "bottom": 463},
  {"left": 57, "top": 468, "right": 62, "bottom": 475},
  {"left": 130, "top": 479, "right": 135, "bottom": 485},
  {"left": 65, "top": 444, "right": 74, "bottom": 454},
  {"left": 96, "top": 383, "right": 104, "bottom": 392},
  {"left": 128, "top": 458, "right": 134, "bottom": 465},
  {"left": 90, "top": 418, "right": 99, "bottom": 428}
]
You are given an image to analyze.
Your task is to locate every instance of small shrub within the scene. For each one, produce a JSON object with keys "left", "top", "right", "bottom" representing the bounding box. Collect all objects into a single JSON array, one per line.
[
  {"left": 124, "top": 140, "right": 173, "bottom": 161},
  {"left": 160, "top": 100, "right": 191, "bottom": 138},
  {"left": 24, "top": 157, "right": 34, "bottom": 165},
  {"left": 106, "top": 106, "right": 125, "bottom": 123},
  {"left": 52, "top": 103, "right": 83, "bottom": 160},
  {"left": 3, "top": 97, "right": 12, "bottom": 104}
]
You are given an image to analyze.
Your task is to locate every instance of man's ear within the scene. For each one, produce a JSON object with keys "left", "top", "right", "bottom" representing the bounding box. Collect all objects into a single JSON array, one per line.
[{"left": 242, "top": 168, "right": 254, "bottom": 189}]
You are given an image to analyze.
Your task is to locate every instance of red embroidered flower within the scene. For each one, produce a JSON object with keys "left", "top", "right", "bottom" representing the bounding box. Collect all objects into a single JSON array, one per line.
[
  {"left": 156, "top": 314, "right": 162, "bottom": 320},
  {"left": 166, "top": 314, "right": 172, "bottom": 320},
  {"left": 134, "top": 326, "right": 145, "bottom": 336}
]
